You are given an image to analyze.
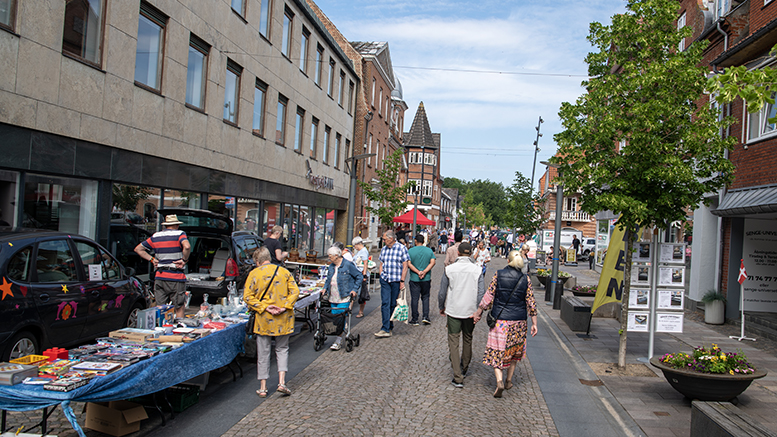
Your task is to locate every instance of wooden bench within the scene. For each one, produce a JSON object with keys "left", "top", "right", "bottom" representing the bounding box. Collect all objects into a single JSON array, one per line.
[
  {"left": 691, "top": 401, "right": 777, "bottom": 437},
  {"left": 560, "top": 296, "right": 592, "bottom": 332}
]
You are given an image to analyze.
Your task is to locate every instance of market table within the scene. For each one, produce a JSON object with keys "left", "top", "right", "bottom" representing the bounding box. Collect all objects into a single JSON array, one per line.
[
  {"left": 294, "top": 290, "right": 321, "bottom": 332},
  {"left": 0, "top": 321, "right": 246, "bottom": 437}
]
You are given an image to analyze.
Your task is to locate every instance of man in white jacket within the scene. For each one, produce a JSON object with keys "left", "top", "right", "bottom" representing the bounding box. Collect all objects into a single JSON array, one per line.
[{"left": 438, "top": 242, "right": 485, "bottom": 388}]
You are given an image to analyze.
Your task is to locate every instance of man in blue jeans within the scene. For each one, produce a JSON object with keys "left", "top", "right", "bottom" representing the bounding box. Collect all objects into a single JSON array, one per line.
[{"left": 376, "top": 230, "right": 409, "bottom": 338}]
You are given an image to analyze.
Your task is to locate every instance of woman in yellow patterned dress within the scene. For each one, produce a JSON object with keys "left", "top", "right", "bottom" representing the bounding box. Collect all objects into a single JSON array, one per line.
[
  {"left": 244, "top": 246, "right": 300, "bottom": 398},
  {"left": 474, "top": 250, "right": 537, "bottom": 398}
]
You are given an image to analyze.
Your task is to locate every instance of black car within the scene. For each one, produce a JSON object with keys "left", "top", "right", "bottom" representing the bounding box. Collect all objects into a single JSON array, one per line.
[
  {"left": 0, "top": 229, "right": 151, "bottom": 361},
  {"left": 109, "top": 223, "right": 153, "bottom": 279},
  {"left": 156, "top": 209, "right": 263, "bottom": 302}
]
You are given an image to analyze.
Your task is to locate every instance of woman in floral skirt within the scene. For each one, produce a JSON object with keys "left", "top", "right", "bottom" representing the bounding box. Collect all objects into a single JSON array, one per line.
[{"left": 474, "top": 250, "right": 537, "bottom": 398}]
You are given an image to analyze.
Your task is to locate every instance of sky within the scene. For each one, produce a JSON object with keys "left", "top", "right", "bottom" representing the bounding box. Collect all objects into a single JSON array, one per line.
[{"left": 313, "top": 0, "right": 628, "bottom": 189}]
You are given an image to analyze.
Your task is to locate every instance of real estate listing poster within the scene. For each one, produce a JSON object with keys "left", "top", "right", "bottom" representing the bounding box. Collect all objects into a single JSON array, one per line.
[
  {"left": 631, "top": 264, "right": 651, "bottom": 286},
  {"left": 657, "top": 289, "right": 684, "bottom": 310},
  {"left": 628, "top": 289, "right": 650, "bottom": 309},
  {"left": 659, "top": 243, "right": 686, "bottom": 264},
  {"left": 627, "top": 312, "right": 649, "bottom": 332},
  {"left": 658, "top": 267, "right": 684, "bottom": 287},
  {"left": 742, "top": 220, "right": 777, "bottom": 312},
  {"left": 656, "top": 313, "right": 683, "bottom": 333}
]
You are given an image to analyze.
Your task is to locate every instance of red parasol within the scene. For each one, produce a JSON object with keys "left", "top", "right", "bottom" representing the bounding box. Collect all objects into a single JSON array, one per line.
[{"left": 392, "top": 208, "right": 435, "bottom": 225}]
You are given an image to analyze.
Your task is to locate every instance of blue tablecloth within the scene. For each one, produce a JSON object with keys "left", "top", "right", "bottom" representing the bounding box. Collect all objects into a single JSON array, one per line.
[{"left": 0, "top": 322, "right": 246, "bottom": 436}]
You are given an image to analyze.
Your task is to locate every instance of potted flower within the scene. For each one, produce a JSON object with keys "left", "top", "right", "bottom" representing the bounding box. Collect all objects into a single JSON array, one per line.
[
  {"left": 535, "top": 269, "right": 572, "bottom": 287},
  {"left": 650, "top": 344, "right": 766, "bottom": 401},
  {"left": 571, "top": 285, "right": 597, "bottom": 297},
  {"left": 702, "top": 289, "right": 726, "bottom": 325}
]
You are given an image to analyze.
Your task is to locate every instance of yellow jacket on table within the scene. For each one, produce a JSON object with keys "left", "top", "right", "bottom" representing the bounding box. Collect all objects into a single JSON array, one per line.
[{"left": 243, "top": 264, "right": 300, "bottom": 336}]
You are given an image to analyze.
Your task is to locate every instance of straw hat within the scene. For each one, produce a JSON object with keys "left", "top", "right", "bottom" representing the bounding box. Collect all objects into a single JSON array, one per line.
[{"left": 162, "top": 214, "right": 183, "bottom": 225}]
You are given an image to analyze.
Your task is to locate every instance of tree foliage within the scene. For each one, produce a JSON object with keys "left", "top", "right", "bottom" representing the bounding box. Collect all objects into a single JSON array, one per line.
[
  {"left": 112, "top": 184, "right": 152, "bottom": 213},
  {"left": 553, "top": 0, "right": 735, "bottom": 367},
  {"left": 507, "top": 172, "right": 545, "bottom": 236},
  {"left": 462, "top": 191, "right": 488, "bottom": 229},
  {"left": 360, "top": 148, "right": 415, "bottom": 228},
  {"left": 443, "top": 177, "right": 511, "bottom": 226}
]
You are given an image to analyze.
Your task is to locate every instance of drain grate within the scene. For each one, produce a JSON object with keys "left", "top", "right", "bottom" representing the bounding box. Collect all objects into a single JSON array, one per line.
[{"left": 579, "top": 379, "right": 604, "bottom": 386}]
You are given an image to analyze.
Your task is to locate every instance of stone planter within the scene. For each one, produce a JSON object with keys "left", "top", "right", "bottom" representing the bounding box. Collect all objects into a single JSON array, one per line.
[
  {"left": 649, "top": 357, "right": 766, "bottom": 401},
  {"left": 704, "top": 300, "right": 725, "bottom": 325},
  {"left": 572, "top": 291, "right": 597, "bottom": 298}
]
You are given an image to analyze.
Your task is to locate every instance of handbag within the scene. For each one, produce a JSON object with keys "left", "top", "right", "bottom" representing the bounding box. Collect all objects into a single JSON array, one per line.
[
  {"left": 245, "top": 266, "right": 280, "bottom": 336},
  {"left": 487, "top": 273, "right": 525, "bottom": 329},
  {"left": 390, "top": 286, "right": 409, "bottom": 322}
]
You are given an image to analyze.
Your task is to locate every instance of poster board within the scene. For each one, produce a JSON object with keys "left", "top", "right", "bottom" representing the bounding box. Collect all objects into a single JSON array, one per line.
[
  {"left": 565, "top": 248, "right": 577, "bottom": 264},
  {"left": 536, "top": 250, "right": 547, "bottom": 265},
  {"left": 628, "top": 289, "right": 650, "bottom": 309},
  {"left": 627, "top": 312, "right": 649, "bottom": 332},
  {"left": 656, "top": 313, "right": 684, "bottom": 333},
  {"left": 658, "top": 267, "right": 684, "bottom": 287},
  {"left": 742, "top": 219, "right": 777, "bottom": 312},
  {"left": 657, "top": 289, "right": 684, "bottom": 310},
  {"left": 659, "top": 243, "right": 686, "bottom": 264},
  {"left": 634, "top": 242, "right": 652, "bottom": 262},
  {"left": 631, "top": 264, "right": 651, "bottom": 286}
]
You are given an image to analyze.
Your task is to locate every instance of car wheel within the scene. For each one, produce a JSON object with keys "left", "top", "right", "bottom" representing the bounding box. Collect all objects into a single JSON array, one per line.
[
  {"left": 5, "top": 332, "right": 38, "bottom": 361},
  {"left": 583, "top": 249, "right": 590, "bottom": 256},
  {"left": 125, "top": 304, "right": 144, "bottom": 328}
]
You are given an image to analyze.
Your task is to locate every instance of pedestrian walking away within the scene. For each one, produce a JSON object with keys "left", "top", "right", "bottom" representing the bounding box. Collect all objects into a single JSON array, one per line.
[
  {"left": 438, "top": 242, "right": 485, "bottom": 388},
  {"left": 134, "top": 214, "right": 191, "bottom": 318},
  {"left": 243, "top": 246, "right": 300, "bottom": 398},
  {"left": 407, "top": 234, "right": 437, "bottom": 325},
  {"left": 474, "top": 250, "right": 537, "bottom": 398},
  {"left": 376, "top": 231, "right": 409, "bottom": 337},
  {"left": 444, "top": 230, "right": 463, "bottom": 266},
  {"left": 352, "top": 237, "right": 371, "bottom": 318},
  {"left": 323, "top": 246, "right": 361, "bottom": 350}
]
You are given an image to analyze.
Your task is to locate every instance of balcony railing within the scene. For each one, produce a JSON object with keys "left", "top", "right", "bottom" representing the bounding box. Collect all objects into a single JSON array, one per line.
[{"left": 548, "top": 210, "right": 591, "bottom": 222}]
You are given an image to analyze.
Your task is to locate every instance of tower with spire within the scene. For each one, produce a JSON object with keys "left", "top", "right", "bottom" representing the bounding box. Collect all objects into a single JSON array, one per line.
[{"left": 401, "top": 102, "right": 442, "bottom": 228}]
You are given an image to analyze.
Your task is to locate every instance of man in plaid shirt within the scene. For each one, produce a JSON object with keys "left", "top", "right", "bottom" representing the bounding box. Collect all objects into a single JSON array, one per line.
[{"left": 376, "top": 230, "right": 409, "bottom": 337}]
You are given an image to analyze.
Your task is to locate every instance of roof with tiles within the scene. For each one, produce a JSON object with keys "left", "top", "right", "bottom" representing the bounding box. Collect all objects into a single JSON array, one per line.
[{"left": 404, "top": 102, "right": 436, "bottom": 149}]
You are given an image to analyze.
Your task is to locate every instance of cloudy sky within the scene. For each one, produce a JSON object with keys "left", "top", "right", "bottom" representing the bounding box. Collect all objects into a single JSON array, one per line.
[{"left": 313, "top": 0, "right": 627, "bottom": 189}]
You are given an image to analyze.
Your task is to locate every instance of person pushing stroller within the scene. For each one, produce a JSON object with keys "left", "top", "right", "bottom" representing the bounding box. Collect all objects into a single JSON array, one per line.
[{"left": 323, "top": 245, "right": 362, "bottom": 350}]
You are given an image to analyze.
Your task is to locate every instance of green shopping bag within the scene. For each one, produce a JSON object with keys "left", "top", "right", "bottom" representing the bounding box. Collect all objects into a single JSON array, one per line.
[{"left": 390, "top": 288, "right": 409, "bottom": 322}]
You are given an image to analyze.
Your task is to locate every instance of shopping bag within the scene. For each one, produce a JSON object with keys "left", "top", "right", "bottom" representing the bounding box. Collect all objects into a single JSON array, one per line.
[{"left": 390, "top": 288, "right": 409, "bottom": 322}]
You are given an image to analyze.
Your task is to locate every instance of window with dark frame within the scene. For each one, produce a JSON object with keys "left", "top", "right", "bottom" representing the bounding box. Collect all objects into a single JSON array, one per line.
[
  {"left": 347, "top": 80, "right": 354, "bottom": 115},
  {"left": 62, "top": 0, "right": 105, "bottom": 66},
  {"left": 224, "top": 59, "right": 242, "bottom": 125},
  {"left": 186, "top": 34, "right": 209, "bottom": 110},
  {"left": 282, "top": 7, "right": 294, "bottom": 58},
  {"left": 334, "top": 133, "right": 341, "bottom": 169},
  {"left": 338, "top": 70, "right": 345, "bottom": 106},
  {"left": 231, "top": 0, "right": 245, "bottom": 17},
  {"left": 323, "top": 126, "right": 331, "bottom": 164},
  {"left": 276, "top": 94, "right": 288, "bottom": 145},
  {"left": 371, "top": 78, "right": 376, "bottom": 107},
  {"left": 134, "top": 2, "right": 167, "bottom": 91},
  {"left": 253, "top": 80, "right": 268, "bottom": 136},
  {"left": 315, "top": 45, "right": 324, "bottom": 86},
  {"left": 300, "top": 27, "right": 310, "bottom": 73},
  {"left": 259, "top": 0, "right": 272, "bottom": 38},
  {"left": 327, "top": 58, "right": 335, "bottom": 96},
  {"left": 0, "top": 0, "right": 16, "bottom": 32},
  {"left": 294, "top": 106, "right": 305, "bottom": 152},
  {"left": 344, "top": 139, "right": 351, "bottom": 174},
  {"left": 310, "top": 117, "right": 319, "bottom": 158}
]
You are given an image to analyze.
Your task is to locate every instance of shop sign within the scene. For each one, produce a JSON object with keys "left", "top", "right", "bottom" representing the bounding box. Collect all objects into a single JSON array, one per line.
[{"left": 305, "top": 160, "right": 334, "bottom": 190}]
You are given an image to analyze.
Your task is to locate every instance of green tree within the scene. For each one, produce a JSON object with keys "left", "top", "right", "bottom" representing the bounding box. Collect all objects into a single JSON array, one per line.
[
  {"left": 553, "top": 0, "right": 734, "bottom": 367},
  {"left": 462, "top": 191, "right": 487, "bottom": 228},
  {"left": 112, "top": 184, "right": 152, "bottom": 213},
  {"left": 360, "top": 148, "right": 415, "bottom": 228},
  {"left": 507, "top": 172, "right": 545, "bottom": 237},
  {"left": 442, "top": 177, "right": 467, "bottom": 193},
  {"left": 466, "top": 179, "right": 510, "bottom": 225}
]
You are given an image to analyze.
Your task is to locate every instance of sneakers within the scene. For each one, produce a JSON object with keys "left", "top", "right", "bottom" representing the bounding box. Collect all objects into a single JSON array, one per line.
[
  {"left": 409, "top": 320, "right": 420, "bottom": 326},
  {"left": 451, "top": 379, "right": 464, "bottom": 388},
  {"left": 421, "top": 319, "right": 431, "bottom": 325},
  {"left": 330, "top": 342, "right": 341, "bottom": 351},
  {"left": 374, "top": 330, "right": 392, "bottom": 338}
]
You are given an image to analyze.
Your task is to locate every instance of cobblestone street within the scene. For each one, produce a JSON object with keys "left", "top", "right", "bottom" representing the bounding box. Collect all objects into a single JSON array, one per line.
[{"left": 223, "top": 257, "right": 559, "bottom": 437}]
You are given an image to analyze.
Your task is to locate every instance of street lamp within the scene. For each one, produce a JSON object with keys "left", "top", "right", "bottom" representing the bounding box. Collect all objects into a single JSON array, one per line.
[
  {"left": 346, "top": 111, "right": 374, "bottom": 248},
  {"left": 540, "top": 160, "right": 564, "bottom": 310},
  {"left": 514, "top": 116, "right": 543, "bottom": 251}
]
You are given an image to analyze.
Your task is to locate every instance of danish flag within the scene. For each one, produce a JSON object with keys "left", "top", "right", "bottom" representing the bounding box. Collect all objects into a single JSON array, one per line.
[{"left": 738, "top": 260, "right": 747, "bottom": 285}]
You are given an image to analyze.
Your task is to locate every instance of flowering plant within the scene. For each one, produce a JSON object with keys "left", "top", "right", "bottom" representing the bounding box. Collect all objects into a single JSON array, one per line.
[
  {"left": 659, "top": 344, "right": 756, "bottom": 375},
  {"left": 572, "top": 285, "right": 597, "bottom": 294},
  {"left": 536, "top": 269, "right": 571, "bottom": 278}
]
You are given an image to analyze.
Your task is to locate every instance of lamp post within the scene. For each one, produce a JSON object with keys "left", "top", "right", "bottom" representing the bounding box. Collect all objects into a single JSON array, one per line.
[
  {"left": 514, "top": 116, "right": 543, "bottom": 251},
  {"left": 347, "top": 111, "right": 373, "bottom": 249},
  {"left": 541, "top": 160, "right": 564, "bottom": 309}
]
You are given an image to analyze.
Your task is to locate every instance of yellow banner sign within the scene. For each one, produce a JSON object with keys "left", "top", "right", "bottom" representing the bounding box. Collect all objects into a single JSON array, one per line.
[{"left": 591, "top": 223, "right": 628, "bottom": 314}]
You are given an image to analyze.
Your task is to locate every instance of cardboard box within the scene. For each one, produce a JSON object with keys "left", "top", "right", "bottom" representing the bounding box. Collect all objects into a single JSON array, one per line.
[
  {"left": 85, "top": 401, "right": 148, "bottom": 437},
  {"left": 109, "top": 328, "right": 158, "bottom": 342}
]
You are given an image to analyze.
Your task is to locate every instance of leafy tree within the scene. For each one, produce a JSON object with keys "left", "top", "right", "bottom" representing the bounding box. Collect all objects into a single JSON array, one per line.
[
  {"left": 507, "top": 172, "right": 545, "bottom": 237},
  {"left": 553, "top": 0, "right": 734, "bottom": 367},
  {"left": 442, "top": 177, "right": 467, "bottom": 193},
  {"left": 360, "top": 148, "right": 415, "bottom": 228},
  {"left": 466, "top": 179, "right": 510, "bottom": 225},
  {"left": 462, "top": 191, "right": 488, "bottom": 229},
  {"left": 710, "top": 46, "right": 777, "bottom": 115},
  {"left": 112, "top": 184, "right": 152, "bottom": 213}
]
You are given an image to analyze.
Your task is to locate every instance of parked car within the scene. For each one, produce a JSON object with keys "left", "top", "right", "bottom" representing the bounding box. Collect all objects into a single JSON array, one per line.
[
  {"left": 109, "top": 223, "right": 153, "bottom": 279},
  {"left": 0, "top": 229, "right": 151, "bottom": 361},
  {"left": 155, "top": 209, "right": 263, "bottom": 302},
  {"left": 111, "top": 211, "right": 145, "bottom": 225},
  {"left": 581, "top": 238, "right": 596, "bottom": 257}
]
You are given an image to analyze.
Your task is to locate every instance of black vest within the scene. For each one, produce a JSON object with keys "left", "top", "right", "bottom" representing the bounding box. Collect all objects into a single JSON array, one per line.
[{"left": 491, "top": 266, "right": 528, "bottom": 321}]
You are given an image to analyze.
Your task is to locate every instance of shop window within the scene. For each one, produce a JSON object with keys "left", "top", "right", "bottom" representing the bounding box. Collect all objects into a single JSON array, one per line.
[
  {"left": 36, "top": 239, "right": 77, "bottom": 283},
  {"left": 186, "top": 34, "right": 209, "bottom": 110},
  {"left": 224, "top": 59, "right": 242, "bottom": 125},
  {"left": 235, "top": 198, "right": 261, "bottom": 232},
  {"left": 112, "top": 183, "right": 153, "bottom": 226},
  {"left": 259, "top": 0, "right": 272, "bottom": 39},
  {"left": 0, "top": 169, "right": 18, "bottom": 227},
  {"left": 62, "top": 0, "right": 105, "bottom": 66},
  {"left": 161, "top": 189, "right": 200, "bottom": 209},
  {"left": 263, "top": 202, "right": 281, "bottom": 237},
  {"left": 207, "top": 195, "right": 231, "bottom": 218},
  {"left": 314, "top": 208, "right": 325, "bottom": 255},
  {"left": 25, "top": 175, "right": 98, "bottom": 239},
  {"left": 134, "top": 2, "right": 167, "bottom": 91},
  {"left": 0, "top": 0, "right": 16, "bottom": 32},
  {"left": 253, "top": 80, "right": 267, "bottom": 136}
]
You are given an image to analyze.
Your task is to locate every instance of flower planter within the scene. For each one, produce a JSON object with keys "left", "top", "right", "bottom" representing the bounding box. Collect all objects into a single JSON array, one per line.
[
  {"left": 537, "top": 276, "right": 569, "bottom": 288},
  {"left": 649, "top": 357, "right": 766, "bottom": 401},
  {"left": 572, "top": 291, "right": 597, "bottom": 298},
  {"left": 705, "top": 300, "right": 725, "bottom": 325}
]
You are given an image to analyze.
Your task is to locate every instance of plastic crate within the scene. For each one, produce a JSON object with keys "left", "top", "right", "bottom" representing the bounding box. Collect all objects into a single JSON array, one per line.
[
  {"left": 166, "top": 384, "right": 199, "bottom": 412},
  {"left": 9, "top": 354, "right": 48, "bottom": 365}
]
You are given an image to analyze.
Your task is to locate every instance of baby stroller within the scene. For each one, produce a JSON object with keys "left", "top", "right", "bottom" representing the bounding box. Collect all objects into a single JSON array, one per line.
[{"left": 313, "top": 295, "right": 360, "bottom": 352}]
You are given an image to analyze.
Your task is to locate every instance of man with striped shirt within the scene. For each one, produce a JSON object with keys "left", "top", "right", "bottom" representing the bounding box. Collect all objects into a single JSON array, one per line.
[{"left": 135, "top": 214, "right": 191, "bottom": 318}]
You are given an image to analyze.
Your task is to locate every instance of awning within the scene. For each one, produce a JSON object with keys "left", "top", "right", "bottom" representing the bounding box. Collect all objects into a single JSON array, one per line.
[{"left": 711, "top": 185, "right": 777, "bottom": 217}]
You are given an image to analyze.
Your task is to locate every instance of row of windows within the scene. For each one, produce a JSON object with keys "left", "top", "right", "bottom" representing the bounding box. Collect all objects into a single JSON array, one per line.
[{"left": 407, "top": 152, "right": 438, "bottom": 166}]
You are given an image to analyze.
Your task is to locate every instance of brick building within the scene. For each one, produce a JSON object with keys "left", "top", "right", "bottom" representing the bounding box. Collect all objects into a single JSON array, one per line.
[
  {"left": 400, "top": 102, "right": 443, "bottom": 228},
  {"left": 536, "top": 163, "right": 596, "bottom": 243},
  {"left": 680, "top": 0, "right": 777, "bottom": 317}
]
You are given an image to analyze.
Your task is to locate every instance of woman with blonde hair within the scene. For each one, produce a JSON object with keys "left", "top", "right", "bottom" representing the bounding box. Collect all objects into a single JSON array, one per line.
[
  {"left": 244, "top": 246, "right": 300, "bottom": 398},
  {"left": 474, "top": 249, "right": 537, "bottom": 398}
]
